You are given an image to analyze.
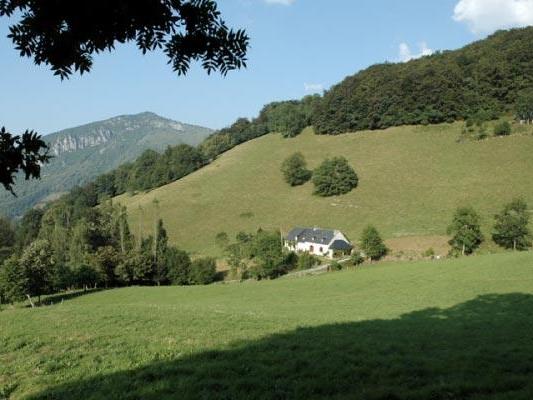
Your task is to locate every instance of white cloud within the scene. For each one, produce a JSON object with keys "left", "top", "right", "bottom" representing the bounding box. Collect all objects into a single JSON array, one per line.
[
  {"left": 398, "top": 42, "right": 433, "bottom": 62},
  {"left": 453, "top": 0, "right": 533, "bottom": 34},
  {"left": 304, "top": 83, "right": 324, "bottom": 93},
  {"left": 264, "top": 0, "right": 296, "bottom": 5}
]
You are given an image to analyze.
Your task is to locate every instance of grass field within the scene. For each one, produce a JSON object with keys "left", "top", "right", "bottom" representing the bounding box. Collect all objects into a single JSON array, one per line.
[
  {"left": 115, "top": 123, "right": 533, "bottom": 257},
  {"left": 2, "top": 251, "right": 533, "bottom": 399}
]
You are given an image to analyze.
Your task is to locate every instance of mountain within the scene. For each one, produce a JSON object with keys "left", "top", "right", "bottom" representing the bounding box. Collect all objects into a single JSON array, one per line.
[
  {"left": 114, "top": 123, "right": 533, "bottom": 257},
  {"left": 0, "top": 112, "right": 212, "bottom": 217}
]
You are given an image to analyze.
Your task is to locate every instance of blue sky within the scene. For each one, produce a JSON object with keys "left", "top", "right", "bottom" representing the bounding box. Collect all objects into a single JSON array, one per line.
[{"left": 1, "top": 0, "right": 533, "bottom": 134}]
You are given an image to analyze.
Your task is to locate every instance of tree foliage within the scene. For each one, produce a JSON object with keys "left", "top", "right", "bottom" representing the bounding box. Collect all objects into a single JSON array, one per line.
[
  {"left": 360, "top": 226, "right": 387, "bottom": 261},
  {"left": 0, "top": 183, "right": 220, "bottom": 303},
  {"left": 18, "top": 239, "right": 56, "bottom": 301},
  {"left": 0, "top": 0, "right": 249, "bottom": 79},
  {"left": 492, "top": 199, "right": 531, "bottom": 251},
  {"left": 516, "top": 91, "right": 533, "bottom": 123},
  {"left": 166, "top": 247, "right": 192, "bottom": 285},
  {"left": 493, "top": 120, "right": 512, "bottom": 136},
  {"left": 189, "top": 257, "right": 217, "bottom": 285},
  {"left": 281, "top": 152, "right": 312, "bottom": 186},
  {"left": 0, "top": 128, "right": 50, "bottom": 194},
  {"left": 0, "top": 256, "right": 25, "bottom": 303},
  {"left": 312, "top": 157, "right": 358, "bottom": 196},
  {"left": 312, "top": 28, "right": 533, "bottom": 134},
  {"left": 447, "top": 207, "right": 484, "bottom": 255},
  {"left": 223, "top": 229, "right": 297, "bottom": 280}
]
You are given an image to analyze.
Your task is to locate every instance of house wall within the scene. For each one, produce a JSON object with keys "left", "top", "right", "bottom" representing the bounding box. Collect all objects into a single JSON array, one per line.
[{"left": 286, "top": 241, "right": 333, "bottom": 258}]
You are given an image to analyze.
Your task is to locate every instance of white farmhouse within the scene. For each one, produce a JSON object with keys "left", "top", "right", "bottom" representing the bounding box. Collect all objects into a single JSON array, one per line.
[{"left": 285, "top": 227, "right": 353, "bottom": 259}]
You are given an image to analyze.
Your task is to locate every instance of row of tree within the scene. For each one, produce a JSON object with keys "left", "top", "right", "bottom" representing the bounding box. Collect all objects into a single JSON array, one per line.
[
  {"left": 199, "top": 95, "right": 320, "bottom": 159},
  {"left": 281, "top": 153, "right": 359, "bottom": 196},
  {"left": 447, "top": 199, "right": 531, "bottom": 255},
  {"left": 0, "top": 186, "right": 220, "bottom": 305}
]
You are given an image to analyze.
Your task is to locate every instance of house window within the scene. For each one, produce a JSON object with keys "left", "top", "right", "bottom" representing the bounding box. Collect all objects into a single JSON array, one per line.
[
  {"left": 309, "top": 245, "right": 314, "bottom": 252},
  {"left": 320, "top": 247, "right": 323, "bottom": 253}
]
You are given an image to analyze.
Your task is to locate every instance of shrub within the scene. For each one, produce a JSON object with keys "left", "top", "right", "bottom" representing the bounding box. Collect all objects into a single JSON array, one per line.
[
  {"left": 297, "top": 252, "right": 320, "bottom": 270},
  {"left": 215, "top": 232, "right": 229, "bottom": 248},
  {"left": 281, "top": 152, "right": 312, "bottom": 186},
  {"left": 329, "top": 261, "right": 342, "bottom": 271},
  {"left": 494, "top": 120, "right": 511, "bottom": 136},
  {"left": 190, "top": 257, "right": 218, "bottom": 285},
  {"left": 312, "top": 157, "right": 358, "bottom": 196},
  {"left": 350, "top": 252, "right": 365, "bottom": 266},
  {"left": 72, "top": 264, "right": 100, "bottom": 289},
  {"left": 422, "top": 248, "right": 435, "bottom": 258}
]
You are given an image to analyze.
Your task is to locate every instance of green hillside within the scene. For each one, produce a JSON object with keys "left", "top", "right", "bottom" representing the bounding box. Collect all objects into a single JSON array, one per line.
[
  {"left": 0, "top": 112, "right": 212, "bottom": 217},
  {"left": 115, "top": 123, "right": 533, "bottom": 257},
  {"left": 2, "top": 252, "right": 533, "bottom": 399}
]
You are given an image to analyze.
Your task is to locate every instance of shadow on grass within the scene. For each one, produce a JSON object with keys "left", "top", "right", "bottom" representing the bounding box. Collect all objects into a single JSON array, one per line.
[
  {"left": 29, "top": 293, "right": 533, "bottom": 399},
  {"left": 31, "top": 288, "right": 104, "bottom": 307}
]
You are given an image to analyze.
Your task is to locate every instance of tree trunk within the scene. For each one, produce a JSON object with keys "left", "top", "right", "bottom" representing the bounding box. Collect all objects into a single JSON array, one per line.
[
  {"left": 26, "top": 294, "right": 35, "bottom": 308},
  {"left": 462, "top": 243, "right": 465, "bottom": 256}
]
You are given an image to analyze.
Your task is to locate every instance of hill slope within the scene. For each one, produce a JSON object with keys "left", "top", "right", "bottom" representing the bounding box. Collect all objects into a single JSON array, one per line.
[
  {"left": 116, "top": 123, "right": 533, "bottom": 257},
  {"left": 1, "top": 252, "right": 533, "bottom": 398},
  {"left": 0, "top": 112, "right": 212, "bottom": 217}
]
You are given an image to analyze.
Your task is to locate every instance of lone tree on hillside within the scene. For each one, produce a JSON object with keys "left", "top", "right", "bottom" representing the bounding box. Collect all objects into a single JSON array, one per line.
[
  {"left": 312, "top": 157, "right": 358, "bottom": 196},
  {"left": 18, "top": 239, "right": 56, "bottom": 305},
  {"left": 447, "top": 207, "right": 484, "bottom": 256},
  {"left": 360, "top": 225, "right": 387, "bottom": 261},
  {"left": 0, "top": 0, "right": 249, "bottom": 193},
  {"left": 492, "top": 199, "right": 532, "bottom": 251},
  {"left": 281, "top": 152, "right": 312, "bottom": 186}
]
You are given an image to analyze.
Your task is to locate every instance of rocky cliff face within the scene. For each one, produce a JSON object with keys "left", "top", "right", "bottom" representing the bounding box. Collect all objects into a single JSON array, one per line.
[
  {"left": 46, "top": 112, "right": 189, "bottom": 156},
  {"left": 49, "top": 128, "right": 115, "bottom": 156}
]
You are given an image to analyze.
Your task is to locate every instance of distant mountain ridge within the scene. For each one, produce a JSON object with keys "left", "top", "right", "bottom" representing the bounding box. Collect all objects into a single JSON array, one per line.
[{"left": 0, "top": 112, "right": 213, "bottom": 217}]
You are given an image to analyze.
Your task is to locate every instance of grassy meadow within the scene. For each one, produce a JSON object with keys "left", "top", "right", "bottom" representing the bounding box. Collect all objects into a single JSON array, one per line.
[
  {"left": 115, "top": 123, "right": 533, "bottom": 257},
  {"left": 2, "top": 251, "right": 533, "bottom": 399}
]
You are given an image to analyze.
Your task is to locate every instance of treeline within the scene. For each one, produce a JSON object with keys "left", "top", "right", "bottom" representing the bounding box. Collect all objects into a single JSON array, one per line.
[
  {"left": 92, "top": 144, "right": 207, "bottom": 198},
  {"left": 0, "top": 186, "right": 219, "bottom": 305},
  {"left": 199, "top": 95, "right": 320, "bottom": 159},
  {"left": 313, "top": 27, "right": 533, "bottom": 134}
]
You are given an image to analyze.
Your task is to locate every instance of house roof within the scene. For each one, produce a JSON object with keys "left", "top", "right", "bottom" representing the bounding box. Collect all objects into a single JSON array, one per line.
[
  {"left": 287, "top": 227, "right": 336, "bottom": 245},
  {"left": 286, "top": 226, "right": 351, "bottom": 246},
  {"left": 329, "top": 239, "right": 353, "bottom": 250}
]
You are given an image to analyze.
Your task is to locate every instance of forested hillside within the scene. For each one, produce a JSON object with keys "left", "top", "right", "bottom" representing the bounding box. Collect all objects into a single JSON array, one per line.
[{"left": 313, "top": 27, "right": 533, "bottom": 133}]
